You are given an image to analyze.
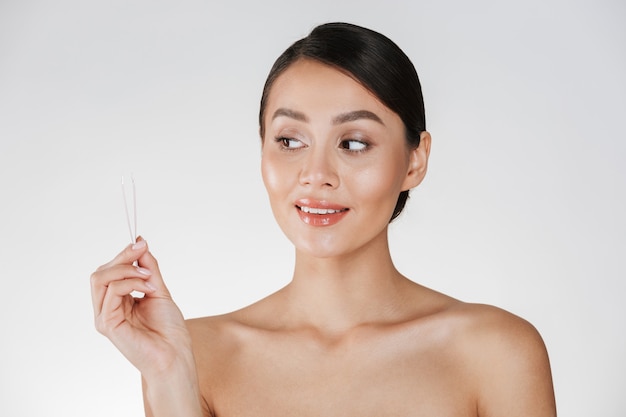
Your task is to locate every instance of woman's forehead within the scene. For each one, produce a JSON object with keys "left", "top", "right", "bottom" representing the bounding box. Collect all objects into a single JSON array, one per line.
[{"left": 265, "top": 59, "right": 398, "bottom": 123}]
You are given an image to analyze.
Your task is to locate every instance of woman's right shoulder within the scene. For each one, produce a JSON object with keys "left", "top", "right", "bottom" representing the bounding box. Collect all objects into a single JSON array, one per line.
[
  {"left": 185, "top": 311, "right": 247, "bottom": 351},
  {"left": 184, "top": 300, "right": 273, "bottom": 356},
  {"left": 185, "top": 286, "right": 289, "bottom": 342}
]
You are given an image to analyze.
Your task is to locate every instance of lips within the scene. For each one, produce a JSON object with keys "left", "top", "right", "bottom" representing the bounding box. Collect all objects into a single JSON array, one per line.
[
  {"left": 298, "top": 206, "right": 348, "bottom": 215},
  {"left": 295, "top": 199, "right": 349, "bottom": 226}
]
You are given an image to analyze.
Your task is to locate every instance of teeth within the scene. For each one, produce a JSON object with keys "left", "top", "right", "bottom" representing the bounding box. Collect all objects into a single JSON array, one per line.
[{"left": 300, "top": 206, "right": 345, "bottom": 215}]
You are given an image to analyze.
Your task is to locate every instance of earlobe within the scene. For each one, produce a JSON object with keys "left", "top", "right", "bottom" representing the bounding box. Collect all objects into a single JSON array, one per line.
[{"left": 401, "top": 131, "right": 431, "bottom": 191}]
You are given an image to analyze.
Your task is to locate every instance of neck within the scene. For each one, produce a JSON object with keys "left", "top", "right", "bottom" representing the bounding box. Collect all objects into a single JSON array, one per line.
[{"left": 281, "top": 231, "right": 413, "bottom": 335}]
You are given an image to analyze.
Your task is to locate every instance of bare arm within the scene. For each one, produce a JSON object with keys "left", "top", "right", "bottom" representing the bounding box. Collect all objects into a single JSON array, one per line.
[
  {"left": 91, "top": 239, "right": 203, "bottom": 417},
  {"left": 142, "top": 358, "right": 204, "bottom": 417},
  {"left": 468, "top": 307, "right": 556, "bottom": 416}
]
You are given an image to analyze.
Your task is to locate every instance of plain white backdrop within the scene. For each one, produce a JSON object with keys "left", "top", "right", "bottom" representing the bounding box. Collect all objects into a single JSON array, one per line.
[{"left": 0, "top": 0, "right": 624, "bottom": 415}]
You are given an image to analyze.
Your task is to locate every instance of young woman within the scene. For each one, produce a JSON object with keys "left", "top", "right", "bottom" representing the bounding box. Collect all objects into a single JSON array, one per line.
[{"left": 91, "top": 23, "right": 556, "bottom": 417}]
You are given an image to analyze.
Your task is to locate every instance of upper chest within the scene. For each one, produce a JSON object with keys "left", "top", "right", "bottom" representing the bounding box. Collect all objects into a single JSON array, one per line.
[{"left": 200, "top": 324, "right": 476, "bottom": 417}]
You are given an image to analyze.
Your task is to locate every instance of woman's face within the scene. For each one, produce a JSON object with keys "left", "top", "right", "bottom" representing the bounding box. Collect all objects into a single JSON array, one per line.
[{"left": 261, "top": 59, "right": 428, "bottom": 258}]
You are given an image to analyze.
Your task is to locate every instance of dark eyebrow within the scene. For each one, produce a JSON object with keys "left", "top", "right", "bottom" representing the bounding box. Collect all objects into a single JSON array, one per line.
[
  {"left": 272, "top": 108, "right": 384, "bottom": 126},
  {"left": 272, "top": 108, "right": 308, "bottom": 122},
  {"left": 332, "top": 110, "right": 384, "bottom": 126}
]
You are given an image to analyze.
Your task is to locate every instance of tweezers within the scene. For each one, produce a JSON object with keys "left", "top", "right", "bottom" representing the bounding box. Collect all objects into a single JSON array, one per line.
[{"left": 121, "top": 175, "right": 137, "bottom": 244}]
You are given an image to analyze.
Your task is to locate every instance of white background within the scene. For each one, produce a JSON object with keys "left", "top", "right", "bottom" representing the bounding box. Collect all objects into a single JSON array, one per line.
[{"left": 0, "top": 0, "right": 624, "bottom": 416}]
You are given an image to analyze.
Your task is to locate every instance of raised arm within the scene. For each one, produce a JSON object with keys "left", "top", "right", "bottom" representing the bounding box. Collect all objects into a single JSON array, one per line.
[{"left": 90, "top": 238, "right": 203, "bottom": 416}]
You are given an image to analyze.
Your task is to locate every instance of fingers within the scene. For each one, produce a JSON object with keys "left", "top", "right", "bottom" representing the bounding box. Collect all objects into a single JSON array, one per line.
[
  {"left": 96, "top": 278, "right": 157, "bottom": 336},
  {"left": 91, "top": 238, "right": 154, "bottom": 315},
  {"left": 96, "top": 238, "right": 149, "bottom": 272},
  {"left": 90, "top": 237, "right": 171, "bottom": 312},
  {"left": 136, "top": 246, "right": 171, "bottom": 299},
  {"left": 90, "top": 263, "right": 153, "bottom": 316}
]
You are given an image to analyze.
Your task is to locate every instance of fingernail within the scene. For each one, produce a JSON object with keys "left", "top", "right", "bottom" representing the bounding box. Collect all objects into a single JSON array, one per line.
[
  {"left": 136, "top": 266, "right": 152, "bottom": 276},
  {"left": 132, "top": 240, "right": 147, "bottom": 250},
  {"left": 145, "top": 282, "right": 157, "bottom": 292}
]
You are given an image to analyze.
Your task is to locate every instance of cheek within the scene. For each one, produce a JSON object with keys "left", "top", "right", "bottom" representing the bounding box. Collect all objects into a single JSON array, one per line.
[
  {"left": 350, "top": 153, "right": 409, "bottom": 206},
  {"left": 261, "top": 154, "right": 290, "bottom": 203},
  {"left": 353, "top": 173, "right": 399, "bottom": 213},
  {"left": 261, "top": 157, "right": 276, "bottom": 196}
]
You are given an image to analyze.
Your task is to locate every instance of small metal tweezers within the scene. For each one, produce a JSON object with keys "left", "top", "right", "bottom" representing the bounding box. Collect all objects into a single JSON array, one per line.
[{"left": 121, "top": 175, "right": 137, "bottom": 244}]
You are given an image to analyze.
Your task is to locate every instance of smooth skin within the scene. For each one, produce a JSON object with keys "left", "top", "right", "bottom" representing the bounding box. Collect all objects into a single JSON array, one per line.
[{"left": 91, "top": 59, "right": 556, "bottom": 417}]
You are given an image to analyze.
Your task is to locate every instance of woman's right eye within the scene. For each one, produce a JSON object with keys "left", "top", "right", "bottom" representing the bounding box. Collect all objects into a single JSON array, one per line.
[{"left": 276, "top": 137, "right": 305, "bottom": 150}]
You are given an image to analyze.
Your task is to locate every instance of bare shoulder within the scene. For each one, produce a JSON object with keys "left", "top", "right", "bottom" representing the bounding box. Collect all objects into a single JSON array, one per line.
[
  {"left": 186, "top": 313, "right": 236, "bottom": 341},
  {"left": 448, "top": 302, "right": 547, "bottom": 350},
  {"left": 402, "top": 287, "right": 552, "bottom": 375},
  {"left": 185, "top": 311, "right": 257, "bottom": 415},
  {"left": 444, "top": 303, "right": 556, "bottom": 417},
  {"left": 185, "top": 311, "right": 249, "bottom": 359},
  {"left": 185, "top": 295, "right": 280, "bottom": 344},
  {"left": 184, "top": 293, "right": 287, "bottom": 368}
]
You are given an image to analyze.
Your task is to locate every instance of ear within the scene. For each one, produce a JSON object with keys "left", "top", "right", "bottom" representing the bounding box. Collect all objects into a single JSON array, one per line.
[{"left": 401, "top": 131, "right": 431, "bottom": 191}]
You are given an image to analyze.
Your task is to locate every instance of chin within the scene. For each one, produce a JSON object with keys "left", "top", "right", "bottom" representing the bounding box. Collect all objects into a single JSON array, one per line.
[
  {"left": 278, "top": 211, "right": 390, "bottom": 260},
  {"left": 285, "top": 231, "right": 352, "bottom": 259}
]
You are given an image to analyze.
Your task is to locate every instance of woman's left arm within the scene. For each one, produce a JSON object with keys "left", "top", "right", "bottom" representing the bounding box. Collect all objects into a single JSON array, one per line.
[{"left": 469, "top": 308, "right": 557, "bottom": 417}]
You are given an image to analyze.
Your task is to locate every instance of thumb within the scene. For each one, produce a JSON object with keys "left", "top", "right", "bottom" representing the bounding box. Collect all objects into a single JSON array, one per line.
[{"left": 135, "top": 238, "right": 171, "bottom": 298}]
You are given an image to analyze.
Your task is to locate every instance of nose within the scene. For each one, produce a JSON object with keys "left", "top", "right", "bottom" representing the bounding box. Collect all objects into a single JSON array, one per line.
[{"left": 298, "top": 147, "right": 339, "bottom": 189}]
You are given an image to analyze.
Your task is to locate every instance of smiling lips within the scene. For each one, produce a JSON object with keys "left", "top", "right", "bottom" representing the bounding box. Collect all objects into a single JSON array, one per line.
[{"left": 295, "top": 201, "right": 349, "bottom": 226}]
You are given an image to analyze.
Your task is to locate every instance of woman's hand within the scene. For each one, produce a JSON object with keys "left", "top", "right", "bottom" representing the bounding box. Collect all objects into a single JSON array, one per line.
[{"left": 90, "top": 237, "right": 193, "bottom": 379}]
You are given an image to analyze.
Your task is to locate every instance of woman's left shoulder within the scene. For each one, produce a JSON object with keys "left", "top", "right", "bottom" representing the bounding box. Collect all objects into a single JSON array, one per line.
[
  {"left": 448, "top": 302, "right": 547, "bottom": 354},
  {"left": 444, "top": 302, "right": 556, "bottom": 416}
]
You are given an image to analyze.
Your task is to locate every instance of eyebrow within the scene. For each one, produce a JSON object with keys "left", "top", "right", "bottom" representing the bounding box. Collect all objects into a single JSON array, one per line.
[
  {"left": 272, "top": 108, "right": 308, "bottom": 122},
  {"left": 332, "top": 110, "right": 384, "bottom": 126},
  {"left": 271, "top": 108, "right": 384, "bottom": 126}
]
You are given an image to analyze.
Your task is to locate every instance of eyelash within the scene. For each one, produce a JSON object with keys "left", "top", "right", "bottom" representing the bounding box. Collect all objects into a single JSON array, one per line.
[
  {"left": 275, "top": 137, "right": 304, "bottom": 151},
  {"left": 339, "top": 139, "right": 369, "bottom": 153},
  {"left": 273, "top": 137, "right": 371, "bottom": 153}
]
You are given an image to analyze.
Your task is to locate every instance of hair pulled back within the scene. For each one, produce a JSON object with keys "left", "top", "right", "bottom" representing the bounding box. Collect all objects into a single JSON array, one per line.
[{"left": 259, "top": 22, "right": 426, "bottom": 221}]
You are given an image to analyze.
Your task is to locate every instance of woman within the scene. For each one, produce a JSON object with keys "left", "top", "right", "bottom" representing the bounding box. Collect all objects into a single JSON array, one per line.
[{"left": 91, "top": 23, "right": 556, "bottom": 416}]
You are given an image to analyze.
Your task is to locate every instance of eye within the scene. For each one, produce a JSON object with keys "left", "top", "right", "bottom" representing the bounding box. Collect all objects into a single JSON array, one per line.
[
  {"left": 340, "top": 139, "right": 368, "bottom": 152},
  {"left": 276, "top": 137, "right": 305, "bottom": 150}
]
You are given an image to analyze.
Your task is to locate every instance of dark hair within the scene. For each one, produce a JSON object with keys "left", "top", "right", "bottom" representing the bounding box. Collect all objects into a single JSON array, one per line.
[{"left": 259, "top": 22, "right": 426, "bottom": 221}]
